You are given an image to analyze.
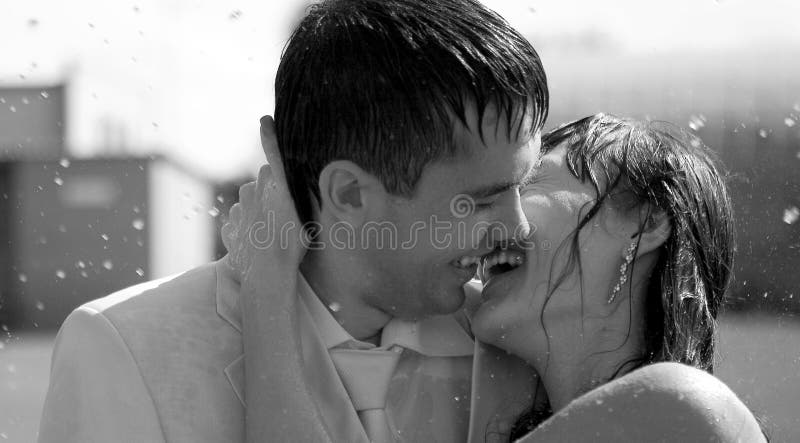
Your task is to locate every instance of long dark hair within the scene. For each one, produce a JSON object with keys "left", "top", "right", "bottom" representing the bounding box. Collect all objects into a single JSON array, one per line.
[{"left": 507, "top": 113, "right": 735, "bottom": 439}]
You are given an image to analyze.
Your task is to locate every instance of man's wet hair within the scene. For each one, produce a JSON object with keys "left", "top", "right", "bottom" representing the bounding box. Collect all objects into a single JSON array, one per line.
[{"left": 274, "top": 0, "right": 548, "bottom": 224}]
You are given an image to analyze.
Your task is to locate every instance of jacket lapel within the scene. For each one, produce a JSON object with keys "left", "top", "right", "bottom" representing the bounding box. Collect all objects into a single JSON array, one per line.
[
  {"left": 215, "top": 260, "right": 246, "bottom": 406},
  {"left": 296, "top": 294, "right": 370, "bottom": 443},
  {"left": 215, "top": 259, "right": 364, "bottom": 442}
]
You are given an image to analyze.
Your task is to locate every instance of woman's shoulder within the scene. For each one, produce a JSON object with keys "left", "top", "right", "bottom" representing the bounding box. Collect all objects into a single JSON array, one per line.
[{"left": 519, "top": 362, "right": 765, "bottom": 442}]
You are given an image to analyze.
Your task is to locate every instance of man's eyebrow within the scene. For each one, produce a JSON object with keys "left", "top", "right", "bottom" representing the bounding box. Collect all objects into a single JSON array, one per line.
[{"left": 465, "top": 164, "right": 537, "bottom": 199}]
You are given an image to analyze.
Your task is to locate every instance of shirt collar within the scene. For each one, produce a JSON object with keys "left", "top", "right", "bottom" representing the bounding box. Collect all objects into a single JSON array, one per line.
[
  {"left": 297, "top": 272, "right": 474, "bottom": 356},
  {"left": 297, "top": 272, "right": 369, "bottom": 350}
]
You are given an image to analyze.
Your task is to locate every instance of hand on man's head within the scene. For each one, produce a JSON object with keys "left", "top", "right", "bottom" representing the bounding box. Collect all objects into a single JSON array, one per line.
[{"left": 221, "top": 116, "right": 307, "bottom": 284}]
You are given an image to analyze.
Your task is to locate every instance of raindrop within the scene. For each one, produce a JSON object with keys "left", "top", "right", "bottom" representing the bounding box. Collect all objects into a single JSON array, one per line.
[
  {"left": 53, "top": 176, "right": 63, "bottom": 186},
  {"left": 208, "top": 207, "right": 220, "bottom": 217},
  {"left": 329, "top": 302, "right": 342, "bottom": 312},
  {"left": 21, "top": 96, "right": 29, "bottom": 105},
  {"left": 59, "top": 158, "right": 70, "bottom": 168},
  {"left": 132, "top": 218, "right": 145, "bottom": 230},
  {"left": 77, "top": 260, "right": 86, "bottom": 268},
  {"left": 88, "top": 22, "right": 95, "bottom": 29},
  {"left": 18, "top": 273, "right": 28, "bottom": 283},
  {"left": 762, "top": 292, "right": 769, "bottom": 299},
  {"left": 133, "top": 205, "right": 140, "bottom": 213},
  {"left": 40, "top": 90, "right": 50, "bottom": 99},
  {"left": 9, "top": 105, "right": 16, "bottom": 113},
  {"left": 132, "top": 5, "right": 140, "bottom": 13},
  {"left": 454, "top": 396, "right": 461, "bottom": 402},
  {"left": 785, "top": 117, "right": 796, "bottom": 128},
  {"left": 28, "top": 18, "right": 39, "bottom": 27},
  {"left": 783, "top": 206, "right": 800, "bottom": 225},
  {"left": 0, "top": 98, "right": 4, "bottom": 103},
  {"left": 80, "top": 271, "right": 89, "bottom": 278},
  {"left": 688, "top": 114, "right": 706, "bottom": 131},
  {"left": 102, "top": 260, "right": 114, "bottom": 270},
  {"left": 229, "top": 9, "right": 243, "bottom": 20},
  {"left": 151, "top": 122, "right": 159, "bottom": 129},
  {"left": 758, "top": 129, "right": 769, "bottom": 138},
  {"left": 216, "top": 194, "right": 225, "bottom": 203},
  {"left": 794, "top": 103, "right": 800, "bottom": 113},
  {"left": 594, "top": 398, "right": 604, "bottom": 405},
  {"left": 135, "top": 268, "right": 145, "bottom": 277},
  {"left": 101, "top": 233, "right": 109, "bottom": 241},
  {"left": 36, "top": 301, "right": 45, "bottom": 311},
  {"left": 55, "top": 269, "right": 66, "bottom": 279}
]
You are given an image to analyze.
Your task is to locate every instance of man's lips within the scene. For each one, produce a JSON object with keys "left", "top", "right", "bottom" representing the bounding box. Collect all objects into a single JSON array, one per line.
[{"left": 450, "top": 251, "right": 492, "bottom": 282}]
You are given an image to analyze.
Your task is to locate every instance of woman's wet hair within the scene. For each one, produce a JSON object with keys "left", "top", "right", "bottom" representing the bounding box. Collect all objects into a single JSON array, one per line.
[{"left": 507, "top": 113, "right": 736, "bottom": 439}]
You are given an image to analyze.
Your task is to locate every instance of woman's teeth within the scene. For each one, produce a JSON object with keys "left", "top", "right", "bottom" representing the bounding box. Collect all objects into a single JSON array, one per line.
[
  {"left": 455, "top": 248, "right": 526, "bottom": 271},
  {"left": 482, "top": 250, "right": 524, "bottom": 270},
  {"left": 456, "top": 255, "right": 482, "bottom": 268}
]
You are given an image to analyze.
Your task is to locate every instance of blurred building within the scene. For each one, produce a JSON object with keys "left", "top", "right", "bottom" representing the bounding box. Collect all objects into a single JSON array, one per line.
[
  {"left": 0, "top": 156, "right": 221, "bottom": 329},
  {"left": 0, "top": 85, "right": 232, "bottom": 330},
  {"left": 0, "top": 85, "right": 65, "bottom": 161}
]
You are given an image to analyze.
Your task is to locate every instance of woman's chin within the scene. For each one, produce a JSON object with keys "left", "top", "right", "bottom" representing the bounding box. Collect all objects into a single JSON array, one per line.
[{"left": 470, "top": 303, "right": 518, "bottom": 349}]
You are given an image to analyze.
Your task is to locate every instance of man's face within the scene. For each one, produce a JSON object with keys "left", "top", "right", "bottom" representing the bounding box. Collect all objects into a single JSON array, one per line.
[{"left": 361, "top": 105, "right": 541, "bottom": 320}]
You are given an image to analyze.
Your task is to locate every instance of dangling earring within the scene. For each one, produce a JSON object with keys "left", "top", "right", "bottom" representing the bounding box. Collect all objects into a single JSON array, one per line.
[{"left": 608, "top": 241, "right": 638, "bottom": 304}]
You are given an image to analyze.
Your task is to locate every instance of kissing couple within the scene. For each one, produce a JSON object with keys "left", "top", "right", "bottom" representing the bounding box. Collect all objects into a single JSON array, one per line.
[{"left": 40, "top": 0, "right": 764, "bottom": 442}]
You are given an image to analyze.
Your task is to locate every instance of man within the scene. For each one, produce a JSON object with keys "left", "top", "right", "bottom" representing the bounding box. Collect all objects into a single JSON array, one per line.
[{"left": 39, "top": 0, "right": 547, "bottom": 442}]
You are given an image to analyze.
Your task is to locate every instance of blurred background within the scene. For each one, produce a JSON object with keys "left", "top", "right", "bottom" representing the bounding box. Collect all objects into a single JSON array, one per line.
[{"left": 1, "top": 0, "right": 798, "bottom": 441}]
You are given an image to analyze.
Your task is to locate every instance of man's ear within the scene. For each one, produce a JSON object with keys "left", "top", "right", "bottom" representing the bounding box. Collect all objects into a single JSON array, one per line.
[
  {"left": 317, "top": 160, "right": 381, "bottom": 226},
  {"left": 630, "top": 207, "right": 672, "bottom": 258}
]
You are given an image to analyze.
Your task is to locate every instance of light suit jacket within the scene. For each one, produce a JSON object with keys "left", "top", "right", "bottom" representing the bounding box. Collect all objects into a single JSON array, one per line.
[{"left": 39, "top": 260, "right": 535, "bottom": 443}]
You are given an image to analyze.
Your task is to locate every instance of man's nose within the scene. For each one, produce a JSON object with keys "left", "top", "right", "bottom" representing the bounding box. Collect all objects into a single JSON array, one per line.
[{"left": 489, "top": 191, "right": 530, "bottom": 244}]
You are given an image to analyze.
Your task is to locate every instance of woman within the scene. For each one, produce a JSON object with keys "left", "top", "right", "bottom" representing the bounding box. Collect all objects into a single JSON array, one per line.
[
  {"left": 469, "top": 113, "right": 765, "bottom": 442},
  {"left": 224, "top": 114, "right": 765, "bottom": 442}
]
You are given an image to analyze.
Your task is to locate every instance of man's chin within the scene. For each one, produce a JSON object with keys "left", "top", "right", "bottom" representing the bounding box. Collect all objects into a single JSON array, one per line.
[{"left": 430, "top": 286, "right": 468, "bottom": 316}]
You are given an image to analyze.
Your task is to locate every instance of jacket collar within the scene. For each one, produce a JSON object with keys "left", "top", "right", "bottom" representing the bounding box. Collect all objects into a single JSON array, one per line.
[{"left": 215, "top": 259, "right": 242, "bottom": 333}]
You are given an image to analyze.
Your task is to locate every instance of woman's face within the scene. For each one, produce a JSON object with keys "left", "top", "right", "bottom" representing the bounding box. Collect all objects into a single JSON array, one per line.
[{"left": 471, "top": 144, "right": 632, "bottom": 366}]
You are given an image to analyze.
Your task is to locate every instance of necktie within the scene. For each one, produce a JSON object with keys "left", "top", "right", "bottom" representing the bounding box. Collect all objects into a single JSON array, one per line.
[{"left": 329, "top": 347, "right": 403, "bottom": 443}]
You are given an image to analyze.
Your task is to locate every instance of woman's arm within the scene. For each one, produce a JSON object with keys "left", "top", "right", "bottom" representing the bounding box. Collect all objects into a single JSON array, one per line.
[
  {"left": 517, "top": 362, "right": 765, "bottom": 443},
  {"left": 222, "top": 117, "right": 329, "bottom": 443}
]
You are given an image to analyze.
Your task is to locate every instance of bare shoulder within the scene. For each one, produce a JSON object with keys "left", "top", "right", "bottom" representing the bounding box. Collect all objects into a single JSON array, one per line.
[{"left": 519, "top": 362, "right": 765, "bottom": 442}]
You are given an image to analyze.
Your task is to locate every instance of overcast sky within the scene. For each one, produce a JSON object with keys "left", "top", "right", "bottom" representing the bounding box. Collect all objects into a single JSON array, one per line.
[{"left": 1, "top": 0, "right": 799, "bottom": 181}]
